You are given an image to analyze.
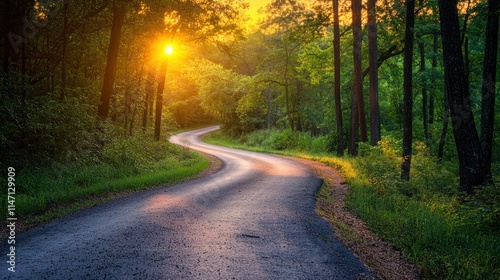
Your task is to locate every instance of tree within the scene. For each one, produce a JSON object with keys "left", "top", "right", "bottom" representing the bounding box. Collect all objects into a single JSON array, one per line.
[
  {"left": 261, "top": 0, "right": 311, "bottom": 131},
  {"left": 185, "top": 59, "right": 242, "bottom": 128},
  {"left": 154, "top": 55, "right": 168, "bottom": 140},
  {"left": 61, "top": 0, "right": 69, "bottom": 99},
  {"left": 368, "top": 0, "right": 381, "bottom": 146},
  {"left": 437, "top": 0, "right": 488, "bottom": 192},
  {"left": 333, "top": 0, "right": 345, "bottom": 155},
  {"left": 401, "top": 0, "right": 415, "bottom": 181},
  {"left": 142, "top": 69, "right": 154, "bottom": 130},
  {"left": 349, "top": 0, "right": 367, "bottom": 156},
  {"left": 150, "top": 0, "right": 246, "bottom": 139},
  {"left": 98, "top": 3, "right": 126, "bottom": 120},
  {"left": 419, "top": 43, "right": 429, "bottom": 143},
  {"left": 480, "top": 0, "right": 499, "bottom": 182}
]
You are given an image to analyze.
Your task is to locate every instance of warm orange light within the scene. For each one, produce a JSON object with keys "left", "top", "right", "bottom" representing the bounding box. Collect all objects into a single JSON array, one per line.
[{"left": 165, "top": 45, "right": 173, "bottom": 55}]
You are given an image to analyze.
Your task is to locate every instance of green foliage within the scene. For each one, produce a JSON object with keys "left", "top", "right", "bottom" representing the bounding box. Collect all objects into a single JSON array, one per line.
[
  {"left": 236, "top": 128, "right": 334, "bottom": 153},
  {"left": 456, "top": 180, "right": 500, "bottom": 234},
  {"left": 263, "top": 128, "right": 297, "bottom": 150},
  {"left": 0, "top": 87, "right": 97, "bottom": 168},
  {"left": 236, "top": 76, "right": 268, "bottom": 132},
  {"left": 183, "top": 59, "right": 250, "bottom": 133}
]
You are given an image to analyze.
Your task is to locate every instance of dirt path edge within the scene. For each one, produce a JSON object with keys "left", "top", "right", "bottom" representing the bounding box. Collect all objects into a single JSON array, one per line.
[{"left": 286, "top": 156, "right": 420, "bottom": 280}]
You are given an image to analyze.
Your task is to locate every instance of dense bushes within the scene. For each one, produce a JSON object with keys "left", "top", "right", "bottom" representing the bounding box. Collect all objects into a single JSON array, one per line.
[
  {"left": 234, "top": 128, "right": 334, "bottom": 153},
  {"left": 0, "top": 87, "right": 98, "bottom": 169}
]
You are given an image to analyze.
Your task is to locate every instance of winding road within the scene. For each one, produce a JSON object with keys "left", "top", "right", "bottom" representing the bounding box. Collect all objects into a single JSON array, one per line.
[{"left": 2, "top": 126, "right": 373, "bottom": 279}]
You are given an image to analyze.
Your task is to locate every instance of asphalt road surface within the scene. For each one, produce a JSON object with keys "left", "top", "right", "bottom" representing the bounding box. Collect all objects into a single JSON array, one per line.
[{"left": 1, "top": 126, "right": 373, "bottom": 279}]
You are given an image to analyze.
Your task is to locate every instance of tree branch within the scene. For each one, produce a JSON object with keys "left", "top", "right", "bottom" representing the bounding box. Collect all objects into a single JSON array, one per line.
[{"left": 362, "top": 43, "right": 405, "bottom": 79}]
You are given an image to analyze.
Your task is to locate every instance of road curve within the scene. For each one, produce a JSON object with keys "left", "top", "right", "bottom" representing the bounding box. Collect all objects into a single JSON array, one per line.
[{"left": 1, "top": 126, "right": 373, "bottom": 279}]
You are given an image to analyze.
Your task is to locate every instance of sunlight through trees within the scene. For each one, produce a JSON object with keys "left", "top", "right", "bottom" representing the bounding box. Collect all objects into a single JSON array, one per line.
[{"left": 1, "top": 0, "right": 498, "bottom": 206}]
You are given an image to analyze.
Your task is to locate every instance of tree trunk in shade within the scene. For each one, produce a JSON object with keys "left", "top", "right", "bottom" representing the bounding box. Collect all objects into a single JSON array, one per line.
[
  {"left": 401, "top": 0, "right": 414, "bottom": 181},
  {"left": 333, "top": 0, "right": 344, "bottom": 155},
  {"left": 480, "top": 0, "right": 499, "bottom": 182},
  {"left": 98, "top": 6, "right": 125, "bottom": 119},
  {"left": 368, "top": 0, "right": 380, "bottom": 146},
  {"left": 438, "top": 0, "right": 488, "bottom": 193}
]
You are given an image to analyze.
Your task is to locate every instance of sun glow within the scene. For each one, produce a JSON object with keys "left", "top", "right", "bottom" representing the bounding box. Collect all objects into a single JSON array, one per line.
[{"left": 165, "top": 45, "right": 174, "bottom": 56}]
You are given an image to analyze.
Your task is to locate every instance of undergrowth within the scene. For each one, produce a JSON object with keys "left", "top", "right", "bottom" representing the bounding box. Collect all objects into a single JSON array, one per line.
[{"left": 204, "top": 129, "right": 500, "bottom": 279}]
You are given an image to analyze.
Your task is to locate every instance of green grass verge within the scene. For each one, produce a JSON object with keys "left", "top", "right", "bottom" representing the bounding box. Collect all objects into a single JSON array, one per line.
[
  {"left": 204, "top": 130, "right": 500, "bottom": 280},
  {"left": 1, "top": 139, "right": 209, "bottom": 229}
]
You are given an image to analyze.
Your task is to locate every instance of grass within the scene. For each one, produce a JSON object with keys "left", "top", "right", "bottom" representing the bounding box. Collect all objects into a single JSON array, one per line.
[
  {"left": 204, "top": 129, "right": 500, "bottom": 280},
  {"left": 0, "top": 134, "right": 209, "bottom": 229}
]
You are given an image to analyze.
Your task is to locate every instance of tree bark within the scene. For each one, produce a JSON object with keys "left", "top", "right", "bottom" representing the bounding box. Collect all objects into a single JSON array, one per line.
[
  {"left": 129, "top": 102, "right": 137, "bottom": 136},
  {"left": 429, "top": 32, "right": 438, "bottom": 124},
  {"left": 267, "top": 83, "right": 272, "bottom": 130},
  {"left": 267, "top": 63, "right": 274, "bottom": 130},
  {"left": 368, "top": 0, "right": 380, "bottom": 146},
  {"left": 284, "top": 53, "right": 295, "bottom": 130},
  {"left": 124, "top": 87, "right": 130, "bottom": 135},
  {"left": 348, "top": 82, "right": 359, "bottom": 156},
  {"left": 2, "top": 0, "right": 12, "bottom": 74},
  {"left": 401, "top": 0, "right": 415, "bottom": 181},
  {"left": 61, "top": 0, "right": 69, "bottom": 100},
  {"left": 333, "top": 0, "right": 344, "bottom": 155},
  {"left": 143, "top": 70, "right": 154, "bottom": 131},
  {"left": 351, "top": 0, "right": 367, "bottom": 153},
  {"left": 438, "top": 0, "right": 487, "bottom": 193},
  {"left": 361, "top": 44, "right": 404, "bottom": 79},
  {"left": 98, "top": 5, "right": 125, "bottom": 119},
  {"left": 438, "top": 89, "right": 449, "bottom": 161},
  {"left": 480, "top": 0, "right": 499, "bottom": 182},
  {"left": 420, "top": 43, "right": 429, "bottom": 144},
  {"left": 154, "top": 58, "right": 168, "bottom": 141}
]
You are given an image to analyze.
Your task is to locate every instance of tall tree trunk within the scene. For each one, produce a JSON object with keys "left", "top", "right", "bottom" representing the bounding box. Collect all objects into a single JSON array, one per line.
[
  {"left": 429, "top": 32, "right": 438, "bottom": 124},
  {"left": 149, "top": 75, "right": 154, "bottom": 121},
  {"left": 401, "top": 0, "right": 415, "bottom": 181},
  {"left": 284, "top": 54, "right": 294, "bottom": 130},
  {"left": 98, "top": 5, "right": 125, "bottom": 119},
  {"left": 266, "top": 83, "right": 272, "bottom": 129},
  {"left": 438, "top": 89, "right": 449, "bottom": 161},
  {"left": 348, "top": 84, "right": 359, "bottom": 156},
  {"left": 154, "top": 58, "right": 168, "bottom": 141},
  {"left": 61, "top": 0, "right": 69, "bottom": 100},
  {"left": 143, "top": 70, "right": 154, "bottom": 131},
  {"left": 2, "top": 0, "right": 12, "bottom": 74},
  {"left": 267, "top": 63, "right": 274, "bottom": 130},
  {"left": 350, "top": 0, "right": 366, "bottom": 154},
  {"left": 124, "top": 87, "right": 130, "bottom": 135},
  {"left": 480, "top": 0, "right": 499, "bottom": 182},
  {"left": 21, "top": 26, "right": 26, "bottom": 100},
  {"left": 333, "top": 0, "right": 344, "bottom": 155},
  {"left": 420, "top": 43, "right": 429, "bottom": 144},
  {"left": 129, "top": 102, "right": 137, "bottom": 136},
  {"left": 464, "top": 37, "right": 470, "bottom": 86},
  {"left": 368, "top": 0, "right": 380, "bottom": 146},
  {"left": 438, "top": 0, "right": 487, "bottom": 193}
]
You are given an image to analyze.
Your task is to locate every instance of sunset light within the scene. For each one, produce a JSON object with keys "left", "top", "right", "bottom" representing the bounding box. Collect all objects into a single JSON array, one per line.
[
  {"left": 165, "top": 45, "right": 174, "bottom": 56},
  {"left": 4, "top": 0, "right": 497, "bottom": 278}
]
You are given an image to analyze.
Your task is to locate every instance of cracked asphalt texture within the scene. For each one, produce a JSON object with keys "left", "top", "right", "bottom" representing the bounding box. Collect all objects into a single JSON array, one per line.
[{"left": 1, "top": 126, "right": 373, "bottom": 279}]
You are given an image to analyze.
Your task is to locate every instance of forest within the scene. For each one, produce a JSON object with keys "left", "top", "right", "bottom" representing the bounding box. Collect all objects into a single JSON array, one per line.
[{"left": 1, "top": 0, "right": 499, "bottom": 278}]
